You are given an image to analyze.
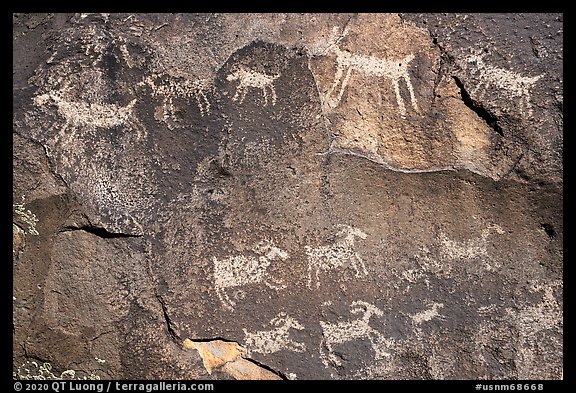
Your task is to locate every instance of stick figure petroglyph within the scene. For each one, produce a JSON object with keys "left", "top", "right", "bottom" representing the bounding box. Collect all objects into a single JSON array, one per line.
[
  {"left": 305, "top": 224, "right": 368, "bottom": 289},
  {"left": 226, "top": 66, "right": 280, "bottom": 106},
  {"left": 243, "top": 312, "right": 307, "bottom": 355},
  {"left": 213, "top": 241, "right": 289, "bottom": 311},
  {"left": 319, "top": 301, "right": 392, "bottom": 367},
  {"left": 325, "top": 45, "right": 419, "bottom": 118}
]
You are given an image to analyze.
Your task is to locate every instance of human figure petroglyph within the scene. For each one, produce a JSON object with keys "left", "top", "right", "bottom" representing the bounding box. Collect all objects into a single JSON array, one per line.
[
  {"left": 243, "top": 312, "right": 307, "bottom": 355},
  {"left": 213, "top": 241, "right": 289, "bottom": 311},
  {"left": 226, "top": 66, "right": 280, "bottom": 106},
  {"left": 464, "top": 50, "right": 544, "bottom": 117},
  {"left": 305, "top": 224, "right": 368, "bottom": 289},
  {"left": 319, "top": 301, "right": 391, "bottom": 367},
  {"left": 325, "top": 45, "right": 419, "bottom": 118}
]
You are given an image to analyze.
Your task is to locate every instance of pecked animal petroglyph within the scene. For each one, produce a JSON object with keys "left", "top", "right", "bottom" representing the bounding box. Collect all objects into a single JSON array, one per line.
[
  {"left": 243, "top": 312, "right": 306, "bottom": 355},
  {"left": 319, "top": 301, "right": 393, "bottom": 368},
  {"left": 32, "top": 90, "right": 145, "bottom": 151},
  {"left": 213, "top": 241, "right": 289, "bottom": 311},
  {"left": 305, "top": 224, "right": 368, "bottom": 289},
  {"left": 464, "top": 50, "right": 544, "bottom": 117},
  {"left": 226, "top": 66, "right": 280, "bottom": 106},
  {"left": 140, "top": 75, "right": 211, "bottom": 121},
  {"left": 325, "top": 45, "right": 419, "bottom": 118}
]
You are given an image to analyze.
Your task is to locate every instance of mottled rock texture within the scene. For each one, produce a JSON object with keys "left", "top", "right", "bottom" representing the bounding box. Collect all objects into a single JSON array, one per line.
[{"left": 13, "top": 13, "right": 562, "bottom": 380}]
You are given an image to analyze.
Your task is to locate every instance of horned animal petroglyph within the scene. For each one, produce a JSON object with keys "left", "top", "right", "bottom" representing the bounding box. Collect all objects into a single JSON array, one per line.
[
  {"left": 213, "top": 241, "right": 288, "bottom": 311},
  {"left": 305, "top": 225, "right": 368, "bottom": 289},
  {"left": 319, "top": 301, "right": 391, "bottom": 367},
  {"left": 243, "top": 312, "right": 306, "bottom": 355}
]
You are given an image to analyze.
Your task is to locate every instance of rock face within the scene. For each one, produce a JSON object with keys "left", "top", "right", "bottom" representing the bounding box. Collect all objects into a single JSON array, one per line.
[{"left": 13, "top": 13, "right": 562, "bottom": 380}]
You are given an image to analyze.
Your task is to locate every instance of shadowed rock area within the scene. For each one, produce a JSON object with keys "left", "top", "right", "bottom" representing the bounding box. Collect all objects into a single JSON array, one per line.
[{"left": 13, "top": 13, "right": 562, "bottom": 380}]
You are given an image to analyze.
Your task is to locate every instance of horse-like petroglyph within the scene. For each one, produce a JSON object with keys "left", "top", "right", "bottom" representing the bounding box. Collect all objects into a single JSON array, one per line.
[
  {"left": 213, "top": 241, "right": 289, "bottom": 311},
  {"left": 319, "top": 301, "right": 392, "bottom": 367},
  {"left": 243, "top": 312, "right": 307, "bottom": 355},
  {"left": 464, "top": 50, "right": 544, "bottom": 117},
  {"left": 325, "top": 45, "right": 419, "bottom": 118},
  {"left": 305, "top": 225, "right": 368, "bottom": 289},
  {"left": 226, "top": 66, "right": 280, "bottom": 106}
]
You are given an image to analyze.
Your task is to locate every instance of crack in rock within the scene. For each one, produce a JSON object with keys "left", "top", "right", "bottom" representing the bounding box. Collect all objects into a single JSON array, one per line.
[
  {"left": 59, "top": 225, "right": 142, "bottom": 238},
  {"left": 183, "top": 338, "right": 285, "bottom": 380},
  {"left": 452, "top": 76, "right": 504, "bottom": 137}
]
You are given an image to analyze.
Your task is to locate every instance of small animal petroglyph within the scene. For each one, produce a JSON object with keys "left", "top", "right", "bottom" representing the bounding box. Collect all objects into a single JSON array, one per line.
[
  {"left": 226, "top": 66, "right": 280, "bottom": 106},
  {"left": 213, "top": 241, "right": 289, "bottom": 311},
  {"left": 409, "top": 302, "right": 445, "bottom": 325},
  {"left": 464, "top": 50, "right": 544, "bottom": 117},
  {"left": 243, "top": 312, "right": 307, "bottom": 355},
  {"left": 319, "top": 301, "right": 391, "bottom": 367},
  {"left": 305, "top": 224, "right": 368, "bottom": 289},
  {"left": 440, "top": 223, "right": 504, "bottom": 261},
  {"left": 326, "top": 45, "right": 419, "bottom": 118}
]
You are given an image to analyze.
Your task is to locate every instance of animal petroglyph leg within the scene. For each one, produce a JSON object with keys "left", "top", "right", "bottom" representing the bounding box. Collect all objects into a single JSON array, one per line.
[{"left": 392, "top": 79, "right": 407, "bottom": 118}]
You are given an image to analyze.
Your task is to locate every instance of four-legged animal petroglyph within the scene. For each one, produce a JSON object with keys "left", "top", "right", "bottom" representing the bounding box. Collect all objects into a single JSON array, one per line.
[
  {"left": 305, "top": 224, "right": 368, "bottom": 289},
  {"left": 409, "top": 302, "right": 445, "bottom": 325},
  {"left": 226, "top": 66, "right": 280, "bottom": 106},
  {"left": 243, "top": 312, "right": 307, "bottom": 355},
  {"left": 464, "top": 50, "right": 544, "bottom": 117},
  {"left": 325, "top": 45, "right": 419, "bottom": 118},
  {"left": 319, "top": 301, "right": 392, "bottom": 367},
  {"left": 213, "top": 241, "right": 289, "bottom": 311},
  {"left": 440, "top": 223, "right": 505, "bottom": 260},
  {"left": 140, "top": 76, "right": 211, "bottom": 122},
  {"left": 33, "top": 90, "right": 145, "bottom": 150}
]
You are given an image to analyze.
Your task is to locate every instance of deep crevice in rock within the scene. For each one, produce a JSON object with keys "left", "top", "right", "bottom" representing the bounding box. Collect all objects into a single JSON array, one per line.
[
  {"left": 185, "top": 337, "right": 288, "bottom": 380},
  {"left": 243, "top": 356, "right": 288, "bottom": 380},
  {"left": 156, "top": 294, "right": 180, "bottom": 343},
  {"left": 453, "top": 76, "right": 504, "bottom": 137},
  {"left": 59, "top": 225, "right": 141, "bottom": 238}
]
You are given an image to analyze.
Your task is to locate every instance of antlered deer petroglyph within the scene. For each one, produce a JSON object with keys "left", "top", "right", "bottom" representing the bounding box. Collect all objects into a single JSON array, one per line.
[
  {"left": 226, "top": 66, "right": 280, "bottom": 106},
  {"left": 305, "top": 224, "right": 368, "bottom": 289},
  {"left": 319, "top": 301, "right": 392, "bottom": 367},
  {"left": 213, "top": 241, "right": 289, "bottom": 311},
  {"left": 243, "top": 312, "right": 307, "bottom": 355},
  {"left": 325, "top": 45, "right": 419, "bottom": 118}
]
